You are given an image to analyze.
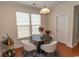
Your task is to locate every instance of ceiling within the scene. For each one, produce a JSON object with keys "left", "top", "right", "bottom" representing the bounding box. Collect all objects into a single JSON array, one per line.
[{"left": 16, "top": 1, "right": 67, "bottom": 9}]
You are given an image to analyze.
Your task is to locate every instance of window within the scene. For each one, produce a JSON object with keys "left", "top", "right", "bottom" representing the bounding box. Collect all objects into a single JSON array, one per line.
[
  {"left": 16, "top": 12, "right": 41, "bottom": 39},
  {"left": 16, "top": 12, "right": 30, "bottom": 39},
  {"left": 31, "top": 14, "right": 41, "bottom": 35}
]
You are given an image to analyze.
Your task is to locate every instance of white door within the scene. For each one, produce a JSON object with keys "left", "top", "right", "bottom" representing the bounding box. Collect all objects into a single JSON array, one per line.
[{"left": 56, "top": 13, "right": 69, "bottom": 44}]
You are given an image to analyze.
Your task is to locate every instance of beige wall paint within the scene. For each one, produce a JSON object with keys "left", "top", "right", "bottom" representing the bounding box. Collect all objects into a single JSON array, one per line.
[
  {"left": 1, "top": 2, "right": 79, "bottom": 48},
  {"left": 0, "top": 3, "right": 48, "bottom": 40},
  {"left": 47, "top": 1, "right": 79, "bottom": 48},
  {"left": 41, "top": 14, "right": 48, "bottom": 29}
]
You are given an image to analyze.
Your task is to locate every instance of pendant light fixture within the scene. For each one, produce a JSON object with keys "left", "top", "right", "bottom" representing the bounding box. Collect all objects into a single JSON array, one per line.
[{"left": 40, "top": 1, "right": 50, "bottom": 14}]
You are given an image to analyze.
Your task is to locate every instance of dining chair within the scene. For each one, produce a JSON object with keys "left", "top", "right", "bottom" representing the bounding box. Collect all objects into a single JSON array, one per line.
[
  {"left": 21, "top": 40, "right": 37, "bottom": 56},
  {"left": 41, "top": 41, "right": 57, "bottom": 56}
]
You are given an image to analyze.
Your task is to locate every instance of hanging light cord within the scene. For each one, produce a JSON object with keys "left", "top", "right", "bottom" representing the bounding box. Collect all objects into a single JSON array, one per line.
[
  {"left": 33, "top": 1, "right": 36, "bottom": 5},
  {"left": 44, "top": 1, "right": 45, "bottom": 8}
]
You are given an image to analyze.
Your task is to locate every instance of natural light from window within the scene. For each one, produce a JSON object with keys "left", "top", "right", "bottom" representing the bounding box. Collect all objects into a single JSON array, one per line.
[{"left": 16, "top": 12, "right": 41, "bottom": 39}]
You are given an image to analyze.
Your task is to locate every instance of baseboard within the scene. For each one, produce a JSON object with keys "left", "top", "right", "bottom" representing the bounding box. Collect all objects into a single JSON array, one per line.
[
  {"left": 59, "top": 42, "right": 75, "bottom": 48},
  {"left": 66, "top": 42, "right": 78, "bottom": 48},
  {"left": 72, "top": 42, "right": 78, "bottom": 48},
  {"left": 66, "top": 40, "right": 79, "bottom": 48},
  {"left": 72, "top": 40, "right": 79, "bottom": 48}
]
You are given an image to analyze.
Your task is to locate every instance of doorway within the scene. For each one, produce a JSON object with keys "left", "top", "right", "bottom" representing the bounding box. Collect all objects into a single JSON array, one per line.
[{"left": 56, "top": 13, "right": 69, "bottom": 44}]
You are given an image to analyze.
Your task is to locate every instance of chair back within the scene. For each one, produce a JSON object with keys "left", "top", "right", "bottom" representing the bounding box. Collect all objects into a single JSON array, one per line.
[
  {"left": 21, "top": 40, "right": 37, "bottom": 51},
  {"left": 41, "top": 41, "right": 57, "bottom": 53}
]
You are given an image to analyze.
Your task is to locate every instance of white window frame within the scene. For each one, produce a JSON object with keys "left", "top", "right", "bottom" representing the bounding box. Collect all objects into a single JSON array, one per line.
[{"left": 16, "top": 12, "right": 41, "bottom": 39}]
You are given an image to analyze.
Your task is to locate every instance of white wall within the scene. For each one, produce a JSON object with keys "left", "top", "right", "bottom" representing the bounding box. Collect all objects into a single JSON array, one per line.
[
  {"left": 47, "top": 1, "right": 79, "bottom": 48},
  {"left": 0, "top": 3, "right": 48, "bottom": 41},
  {"left": 73, "top": 5, "right": 79, "bottom": 47}
]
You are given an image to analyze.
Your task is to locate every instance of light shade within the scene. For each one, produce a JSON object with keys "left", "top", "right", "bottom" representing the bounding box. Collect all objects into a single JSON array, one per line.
[{"left": 40, "top": 8, "right": 50, "bottom": 14}]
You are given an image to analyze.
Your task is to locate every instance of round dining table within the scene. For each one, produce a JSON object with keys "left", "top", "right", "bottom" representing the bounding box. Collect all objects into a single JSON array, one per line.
[{"left": 31, "top": 34, "right": 44, "bottom": 53}]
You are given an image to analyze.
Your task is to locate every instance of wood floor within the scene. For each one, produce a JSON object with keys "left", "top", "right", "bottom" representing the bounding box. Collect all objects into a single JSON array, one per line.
[
  {"left": 57, "top": 42, "right": 72, "bottom": 57},
  {"left": 15, "top": 47, "right": 24, "bottom": 57},
  {"left": 72, "top": 42, "right": 79, "bottom": 56},
  {"left": 15, "top": 42, "right": 79, "bottom": 57},
  {"left": 57, "top": 42, "right": 79, "bottom": 57}
]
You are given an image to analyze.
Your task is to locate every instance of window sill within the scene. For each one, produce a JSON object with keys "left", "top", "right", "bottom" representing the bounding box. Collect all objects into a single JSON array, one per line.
[{"left": 17, "top": 36, "right": 30, "bottom": 40}]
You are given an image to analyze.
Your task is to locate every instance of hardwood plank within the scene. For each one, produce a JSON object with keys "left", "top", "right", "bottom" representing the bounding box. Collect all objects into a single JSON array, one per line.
[{"left": 57, "top": 42, "right": 79, "bottom": 57}]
